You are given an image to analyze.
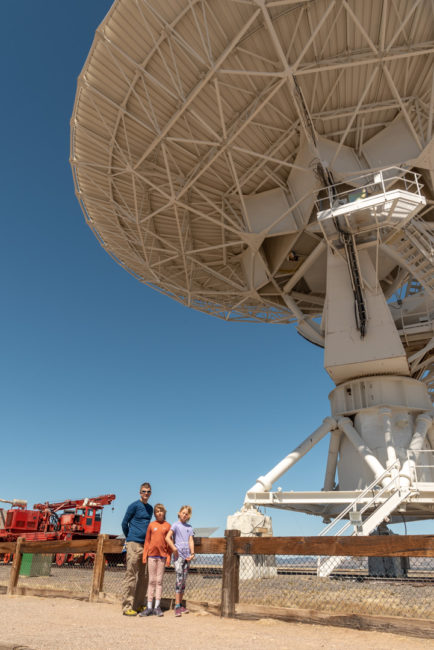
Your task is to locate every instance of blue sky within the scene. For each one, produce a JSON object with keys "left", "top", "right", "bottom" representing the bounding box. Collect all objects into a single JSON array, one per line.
[{"left": 1, "top": 1, "right": 428, "bottom": 538}]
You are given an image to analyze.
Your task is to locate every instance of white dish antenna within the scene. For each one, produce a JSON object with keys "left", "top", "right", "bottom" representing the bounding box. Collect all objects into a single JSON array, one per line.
[
  {"left": 72, "top": 0, "right": 434, "bottom": 532},
  {"left": 193, "top": 527, "right": 218, "bottom": 537}
]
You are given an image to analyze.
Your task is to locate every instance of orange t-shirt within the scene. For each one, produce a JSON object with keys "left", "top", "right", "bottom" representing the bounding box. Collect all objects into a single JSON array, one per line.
[{"left": 143, "top": 520, "right": 171, "bottom": 566}]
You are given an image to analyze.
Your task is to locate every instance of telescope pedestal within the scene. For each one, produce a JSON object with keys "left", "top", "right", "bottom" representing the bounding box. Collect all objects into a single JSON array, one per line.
[
  {"left": 243, "top": 375, "right": 434, "bottom": 524},
  {"left": 226, "top": 505, "right": 276, "bottom": 579}
]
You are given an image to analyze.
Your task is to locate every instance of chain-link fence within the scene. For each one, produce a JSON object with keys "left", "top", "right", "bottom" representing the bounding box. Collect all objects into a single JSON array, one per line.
[
  {"left": 102, "top": 551, "right": 223, "bottom": 604},
  {"left": 3, "top": 545, "right": 223, "bottom": 605},
  {"left": 237, "top": 553, "right": 434, "bottom": 619},
  {"left": 164, "top": 554, "right": 223, "bottom": 603},
  {"left": 0, "top": 554, "right": 12, "bottom": 591},
  {"left": 102, "top": 551, "right": 126, "bottom": 599},
  {"left": 16, "top": 553, "right": 93, "bottom": 595},
  {"left": 3, "top": 535, "right": 434, "bottom": 630}
]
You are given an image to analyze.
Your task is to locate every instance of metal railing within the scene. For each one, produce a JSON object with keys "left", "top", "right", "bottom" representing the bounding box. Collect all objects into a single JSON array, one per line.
[
  {"left": 316, "top": 166, "right": 424, "bottom": 217},
  {"left": 318, "top": 461, "right": 401, "bottom": 537},
  {"left": 406, "top": 449, "right": 434, "bottom": 483}
]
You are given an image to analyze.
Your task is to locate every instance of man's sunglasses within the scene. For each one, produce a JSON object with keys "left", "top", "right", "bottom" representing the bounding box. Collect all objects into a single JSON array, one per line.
[{"left": 141, "top": 490, "right": 151, "bottom": 494}]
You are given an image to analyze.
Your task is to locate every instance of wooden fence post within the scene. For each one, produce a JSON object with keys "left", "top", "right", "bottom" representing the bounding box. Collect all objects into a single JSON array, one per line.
[
  {"left": 221, "top": 529, "right": 240, "bottom": 618},
  {"left": 7, "top": 538, "right": 23, "bottom": 595},
  {"left": 90, "top": 534, "right": 108, "bottom": 601}
]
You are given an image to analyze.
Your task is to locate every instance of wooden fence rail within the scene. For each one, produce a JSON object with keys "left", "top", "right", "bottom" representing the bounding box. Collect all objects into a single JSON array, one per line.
[
  {"left": 4, "top": 533, "right": 434, "bottom": 558},
  {"left": 233, "top": 534, "right": 434, "bottom": 557},
  {"left": 2, "top": 532, "right": 434, "bottom": 639}
]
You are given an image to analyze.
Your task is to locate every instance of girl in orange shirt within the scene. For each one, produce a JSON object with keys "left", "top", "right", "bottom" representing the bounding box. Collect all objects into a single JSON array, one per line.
[{"left": 139, "top": 503, "right": 171, "bottom": 617}]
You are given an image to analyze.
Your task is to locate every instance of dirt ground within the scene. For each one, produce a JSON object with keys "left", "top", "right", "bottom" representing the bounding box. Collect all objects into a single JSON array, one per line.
[{"left": 1, "top": 596, "right": 434, "bottom": 650}]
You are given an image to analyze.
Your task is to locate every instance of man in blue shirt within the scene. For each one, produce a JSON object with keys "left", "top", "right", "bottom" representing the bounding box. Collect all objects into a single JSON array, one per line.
[{"left": 121, "top": 481, "right": 153, "bottom": 615}]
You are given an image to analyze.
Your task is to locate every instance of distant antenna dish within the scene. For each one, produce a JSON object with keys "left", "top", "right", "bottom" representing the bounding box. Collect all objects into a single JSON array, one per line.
[
  {"left": 72, "top": 1, "right": 434, "bottom": 538},
  {"left": 193, "top": 527, "right": 218, "bottom": 538}
]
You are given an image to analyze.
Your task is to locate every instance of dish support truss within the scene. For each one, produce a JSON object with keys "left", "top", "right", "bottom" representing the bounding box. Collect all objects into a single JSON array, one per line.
[{"left": 240, "top": 171, "right": 434, "bottom": 536}]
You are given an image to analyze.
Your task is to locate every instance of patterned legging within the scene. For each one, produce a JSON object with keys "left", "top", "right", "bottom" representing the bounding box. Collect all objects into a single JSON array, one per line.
[
  {"left": 174, "top": 556, "right": 189, "bottom": 593},
  {"left": 147, "top": 557, "right": 166, "bottom": 600}
]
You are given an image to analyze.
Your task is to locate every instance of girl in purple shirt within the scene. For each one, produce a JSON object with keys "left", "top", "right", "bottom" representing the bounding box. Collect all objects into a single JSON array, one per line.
[{"left": 165, "top": 505, "right": 195, "bottom": 616}]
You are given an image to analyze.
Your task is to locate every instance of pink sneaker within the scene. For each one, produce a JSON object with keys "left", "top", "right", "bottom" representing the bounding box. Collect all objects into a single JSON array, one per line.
[
  {"left": 179, "top": 606, "right": 189, "bottom": 614},
  {"left": 175, "top": 607, "right": 182, "bottom": 617}
]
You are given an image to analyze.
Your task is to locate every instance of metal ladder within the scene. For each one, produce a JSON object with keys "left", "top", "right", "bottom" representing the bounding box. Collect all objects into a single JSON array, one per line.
[
  {"left": 382, "top": 216, "right": 434, "bottom": 299},
  {"left": 341, "top": 231, "right": 367, "bottom": 337},
  {"left": 405, "top": 216, "right": 434, "bottom": 262},
  {"left": 317, "top": 463, "right": 413, "bottom": 577}
]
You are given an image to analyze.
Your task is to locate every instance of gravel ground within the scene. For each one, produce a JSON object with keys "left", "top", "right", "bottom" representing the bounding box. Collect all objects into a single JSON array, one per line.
[{"left": 1, "top": 595, "right": 433, "bottom": 650}]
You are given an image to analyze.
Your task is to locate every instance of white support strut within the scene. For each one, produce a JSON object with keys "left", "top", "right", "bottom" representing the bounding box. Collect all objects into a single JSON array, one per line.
[
  {"left": 400, "top": 412, "right": 433, "bottom": 485},
  {"left": 246, "top": 417, "right": 337, "bottom": 496},
  {"left": 323, "top": 429, "right": 342, "bottom": 491},
  {"left": 337, "top": 417, "right": 389, "bottom": 487}
]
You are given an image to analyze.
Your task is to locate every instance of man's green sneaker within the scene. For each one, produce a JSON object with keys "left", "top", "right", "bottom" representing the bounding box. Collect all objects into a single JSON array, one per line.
[{"left": 123, "top": 609, "right": 138, "bottom": 616}]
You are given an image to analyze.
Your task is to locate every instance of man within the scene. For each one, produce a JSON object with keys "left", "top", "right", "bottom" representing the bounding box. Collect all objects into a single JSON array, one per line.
[{"left": 121, "top": 481, "right": 153, "bottom": 615}]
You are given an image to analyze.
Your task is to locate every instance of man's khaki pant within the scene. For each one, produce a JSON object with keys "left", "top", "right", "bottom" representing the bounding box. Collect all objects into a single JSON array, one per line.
[{"left": 121, "top": 541, "right": 148, "bottom": 612}]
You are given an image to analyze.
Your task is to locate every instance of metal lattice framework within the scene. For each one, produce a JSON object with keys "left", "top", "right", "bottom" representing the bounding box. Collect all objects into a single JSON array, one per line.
[{"left": 71, "top": 0, "right": 433, "bottom": 317}]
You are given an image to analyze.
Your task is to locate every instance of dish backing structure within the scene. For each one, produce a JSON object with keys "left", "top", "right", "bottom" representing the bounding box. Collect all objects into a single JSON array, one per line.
[{"left": 71, "top": 0, "right": 434, "bottom": 541}]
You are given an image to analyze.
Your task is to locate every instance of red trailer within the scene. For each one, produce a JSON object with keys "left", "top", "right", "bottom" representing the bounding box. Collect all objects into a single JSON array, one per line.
[{"left": 0, "top": 494, "right": 116, "bottom": 566}]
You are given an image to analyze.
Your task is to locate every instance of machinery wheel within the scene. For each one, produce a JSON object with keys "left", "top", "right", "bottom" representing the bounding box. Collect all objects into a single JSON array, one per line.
[
  {"left": 82, "top": 552, "right": 95, "bottom": 567},
  {"left": 55, "top": 553, "right": 66, "bottom": 567}
]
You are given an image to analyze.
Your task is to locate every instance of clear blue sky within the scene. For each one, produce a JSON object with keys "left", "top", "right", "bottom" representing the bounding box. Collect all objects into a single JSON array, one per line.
[{"left": 1, "top": 1, "right": 428, "bottom": 538}]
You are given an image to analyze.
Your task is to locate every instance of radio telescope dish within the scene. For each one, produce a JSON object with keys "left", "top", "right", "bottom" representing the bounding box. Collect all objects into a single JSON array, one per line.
[{"left": 72, "top": 0, "right": 434, "bottom": 537}]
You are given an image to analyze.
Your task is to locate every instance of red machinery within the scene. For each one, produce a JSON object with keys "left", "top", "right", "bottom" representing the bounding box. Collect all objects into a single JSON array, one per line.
[{"left": 0, "top": 494, "right": 116, "bottom": 566}]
